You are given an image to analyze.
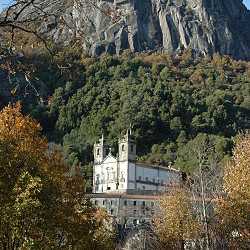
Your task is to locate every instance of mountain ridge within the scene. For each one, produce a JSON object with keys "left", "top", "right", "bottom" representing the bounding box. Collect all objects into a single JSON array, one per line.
[{"left": 38, "top": 0, "right": 250, "bottom": 60}]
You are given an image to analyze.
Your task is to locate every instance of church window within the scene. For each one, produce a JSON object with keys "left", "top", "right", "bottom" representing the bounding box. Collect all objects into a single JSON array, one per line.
[
  {"left": 110, "top": 209, "right": 114, "bottom": 215},
  {"left": 120, "top": 172, "right": 125, "bottom": 182},
  {"left": 96, "top": 174, "right": 100, "bottom": 184},
  {"left": 105, "top": 148, "right": 109, "bottom": 155},
  {"left": 97, "top": 149, "right": 100, "bottom": 156},
  {"left": 122, "top": 144, "right": 125, "bottom": 151},
  {"left": 103, "top": 200, "right": 105, "bottom": 205}
]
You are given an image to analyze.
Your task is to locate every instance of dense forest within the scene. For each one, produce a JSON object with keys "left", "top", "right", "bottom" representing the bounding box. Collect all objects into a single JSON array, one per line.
[
  {"left": 1, "top": 1, "right": 249, "bottom": 248},
  {"left": 1, "top": 44, "right": 250, "bottom": 186}
]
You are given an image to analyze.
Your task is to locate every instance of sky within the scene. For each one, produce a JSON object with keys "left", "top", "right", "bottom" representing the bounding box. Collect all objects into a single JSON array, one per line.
[
  {"left": 0, "top": 0, "right": 250, "bottom": 11},
  {"left": 244, "top": 0, "right": 250, "bottom": 9},
  {"left": 0, "top": 0, "right": 13, "bottom": 10}
]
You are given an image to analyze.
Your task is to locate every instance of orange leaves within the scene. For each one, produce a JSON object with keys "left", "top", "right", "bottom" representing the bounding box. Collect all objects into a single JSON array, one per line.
[
  {"left": 0, "top": 103, "right": 47, "bottom": 190},
  {"left": 0, "top": 102, "right": 47, "bottom": 161},
  {"left": 0, "top": 103, "right": 115, "bottom": 249}
]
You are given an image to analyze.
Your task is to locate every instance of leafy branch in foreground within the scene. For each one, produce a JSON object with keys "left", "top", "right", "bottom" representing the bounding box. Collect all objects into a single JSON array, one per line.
[
  {"left": 0, "top": 103, "right": 115, "bottom": 249},
  {"left": 153, "top": 188, "right": 201, "bottom": 250},
  {"left": 215, "top": 133, "right": 250, "bottom": 249}
]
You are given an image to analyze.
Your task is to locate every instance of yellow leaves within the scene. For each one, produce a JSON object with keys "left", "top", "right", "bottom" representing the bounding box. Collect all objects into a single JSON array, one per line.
[
  {"left": 94, "top": 207, "right": 110, "bottom": 224},
  {"left": 224, "top": 133, "right": 250, "bottom": 201},
  {"left": 214, "top": 133, "right": 250, "bottom": 248},
  {"left": 91, "top": 208, "right": 115, "bottom": 249},
  {"left": 154, "top": 189, "right": 201, "bottom": 245},
  {"left": 14, "top": 172, "right": 42, "bottom": 213},
  {"left": 10, "top": 85, "right": 19, "bottom": 96}
]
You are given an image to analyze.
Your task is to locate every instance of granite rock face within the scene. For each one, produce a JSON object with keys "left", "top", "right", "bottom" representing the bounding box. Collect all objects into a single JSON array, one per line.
[{"left": 44, "top": 0, "right": 250, "bottom": 60}]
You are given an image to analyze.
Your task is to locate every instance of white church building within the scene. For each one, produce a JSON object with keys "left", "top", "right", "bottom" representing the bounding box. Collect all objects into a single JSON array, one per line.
[{"left": 91, "top": 130, "right": 184, "bottom": 225}]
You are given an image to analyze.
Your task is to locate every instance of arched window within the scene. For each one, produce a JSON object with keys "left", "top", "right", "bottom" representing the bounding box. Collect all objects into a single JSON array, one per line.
[
  {"left": 97, "top": 148, "right": 100, "bottom": 156},
  {"left": 105, "top": 148, "right": 109, "bottom": 155},
  {"left": 122, "top": 144, "right": 125, "bottom": 151},
  {"left": 96, "top": 174, "right": 100, "bottom": 184}
]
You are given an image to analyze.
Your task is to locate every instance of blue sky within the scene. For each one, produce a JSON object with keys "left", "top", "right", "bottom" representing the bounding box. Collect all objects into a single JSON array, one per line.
[
  {"left": 0, "top": 0, "right": 250, "bottom": 11},
  {"left": 244, "top": 0, "right": 250, "bottom": 9},
  {"left": 0, "top": 0, "right": 13, "bottom": 10}
]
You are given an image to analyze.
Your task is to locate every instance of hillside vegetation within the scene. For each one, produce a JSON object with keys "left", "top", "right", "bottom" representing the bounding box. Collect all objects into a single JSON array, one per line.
[{"left": 1, "top": 45, "right": 250, "bottom": 183}]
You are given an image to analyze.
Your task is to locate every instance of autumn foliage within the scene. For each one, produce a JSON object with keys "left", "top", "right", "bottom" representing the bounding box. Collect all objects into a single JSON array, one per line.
[
  {"left": 154, "top": 132, "right": 250, "bottom": 249},
  {"left": 0, "top": 103, "right": 114, "bottom": 249},
  {"left": 215, "top": 133, "right": 250, "bottom": 249},
  {"left": 154, "top": 189, "right": 201, "bottom": 250}
]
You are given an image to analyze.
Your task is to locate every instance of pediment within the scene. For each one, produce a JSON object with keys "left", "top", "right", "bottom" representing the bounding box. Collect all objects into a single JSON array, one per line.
[{"left": 102, "top": 153, "right": 117, "bottom": 164}]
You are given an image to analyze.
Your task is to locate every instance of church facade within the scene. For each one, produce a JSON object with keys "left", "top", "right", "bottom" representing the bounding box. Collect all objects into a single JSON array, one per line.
[{"left": 92, "top": 130, "right": 183, "bottom": 225}]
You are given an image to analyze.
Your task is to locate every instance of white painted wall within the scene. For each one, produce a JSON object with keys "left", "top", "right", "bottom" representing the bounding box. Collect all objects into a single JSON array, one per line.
[
  {"left": 118, "top": 160, "right": 129, "bottom": 191},
  {"left": 94, "top": 155, "right": 130, "bottom": 193},
  {"left": 94, "top": 155, "right": 118, "bottom": 193},
  {"left": 93, "top": 156, "right": 181, "bottom": 193}
]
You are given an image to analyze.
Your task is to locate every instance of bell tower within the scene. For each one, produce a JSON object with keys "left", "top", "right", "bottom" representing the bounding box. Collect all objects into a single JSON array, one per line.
[
  {"left": 118, "top": 129, "right": 136, "bottom": 162},
  {"left": 94, "top": 135, "right": 109, "bottom": 164}
]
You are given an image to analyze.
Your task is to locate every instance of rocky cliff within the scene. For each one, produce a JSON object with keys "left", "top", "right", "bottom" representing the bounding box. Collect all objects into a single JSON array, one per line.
[{"left": 41, "top": 0, "right": 250, "bottom": 60}]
